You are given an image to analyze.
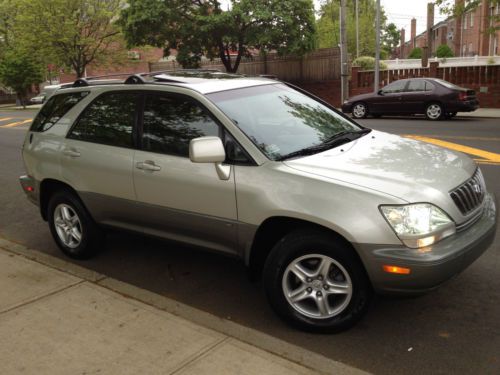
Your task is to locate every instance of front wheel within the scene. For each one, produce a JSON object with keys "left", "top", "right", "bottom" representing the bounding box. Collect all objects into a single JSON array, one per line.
[
  {"left": 425, "top": 103, "right": 443, "bottom": 120},
  {"left": 352, "top": 102, "right": 368, "bottom": 119},
  {"left": 48, "top": 190, "right": 104, "bottom": 259},
  {"left": 263, "top": 230, "right": 372, "bottom": 333}
]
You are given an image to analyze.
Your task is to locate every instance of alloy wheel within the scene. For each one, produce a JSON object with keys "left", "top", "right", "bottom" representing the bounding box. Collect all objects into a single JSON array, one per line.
[
  {"left": 54, "top": 203, "right": 83, "bottom": 249},
  {"left": 282, "top": 254, "right": 353, "bottom": 319}
]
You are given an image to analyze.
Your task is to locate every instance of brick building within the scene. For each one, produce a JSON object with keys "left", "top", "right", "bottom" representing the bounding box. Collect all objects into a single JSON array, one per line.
[{"left": 398, "top": 0, "right": 500, "bottom": 58}]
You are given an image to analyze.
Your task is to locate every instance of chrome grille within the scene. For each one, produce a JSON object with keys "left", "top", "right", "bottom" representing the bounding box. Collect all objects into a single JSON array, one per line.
[{"left": 450, "top": 169, "right": 485, "bottom": 215}]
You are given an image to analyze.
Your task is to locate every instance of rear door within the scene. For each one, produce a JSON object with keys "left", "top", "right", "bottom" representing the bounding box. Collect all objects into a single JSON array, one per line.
[
  {"left": 132, "top": 91, "right": 239, "bottom": 255},
  {"left": 62, "top": 91, "right": 139, "bottom": 226},
  {"left": 401, "top": 80, "right": 433, "bottom": 113}
]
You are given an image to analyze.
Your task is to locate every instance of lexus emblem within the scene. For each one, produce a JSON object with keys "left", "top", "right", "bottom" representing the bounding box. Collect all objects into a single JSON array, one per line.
[{"left": 472, "top": 182, "right": 482, "bottom": 194}]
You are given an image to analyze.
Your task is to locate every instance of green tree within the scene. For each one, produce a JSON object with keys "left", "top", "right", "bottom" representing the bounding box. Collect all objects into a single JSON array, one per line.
[
  {"left": 15, "top": 0, "right": 125, "bottom": 78},
  {"left": 408, "top": 47, "right": 422, "bottom": 59},
  {"left": 119, "top": 0, "right": 316, "bottom": 72},
  {"left": 0, "top": 49, "right": 44, "bottom": 107},
  {"left": 0, "top": 0, "right": 18, "bottom": 56},
  {"left": 352, "top": 56, "right": 387, "bottom": 70},
  {"left": 436, "top": 44, "right": 454, "bottom": 58},
  {"left": 316, "top": 0, "right": 387, "bottom": 57},
  {"left": 382, "top": 23, "right": 401, "bottom": 58}
]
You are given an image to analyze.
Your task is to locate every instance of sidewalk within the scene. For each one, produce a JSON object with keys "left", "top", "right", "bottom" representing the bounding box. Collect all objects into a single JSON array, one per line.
[
  {"left": 455, "top": 108, "right": 500, "bottom": 118},
  {"left": 0, "top": 238, "right": 365, "bottom": 375}
]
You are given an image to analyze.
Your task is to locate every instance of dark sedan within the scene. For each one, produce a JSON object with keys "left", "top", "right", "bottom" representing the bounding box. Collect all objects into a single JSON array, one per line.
[{"left": 342, "top": 78, "right": 479, "bottom": 120}]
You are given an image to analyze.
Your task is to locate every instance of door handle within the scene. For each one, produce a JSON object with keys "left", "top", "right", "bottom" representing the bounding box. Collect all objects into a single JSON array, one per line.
[
  {"left": 136, "top": 160, "right": 161, "bottom": 172},
  {"left": 63, "top": 148, "right": 81, "bottom": 158}
]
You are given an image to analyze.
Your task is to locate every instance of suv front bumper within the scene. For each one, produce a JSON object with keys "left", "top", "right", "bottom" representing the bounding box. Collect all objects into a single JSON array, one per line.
[{"left": 356, "top": 193, "right": 497, "bottom": 294}]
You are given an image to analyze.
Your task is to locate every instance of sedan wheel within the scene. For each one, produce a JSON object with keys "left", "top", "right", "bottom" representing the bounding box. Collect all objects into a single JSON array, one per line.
[
  {"left": 352, "top": 103, "right": 367, "bottom": 119},
  {"left": 425, "top": 103, "right": 443, "bottom": 120}
]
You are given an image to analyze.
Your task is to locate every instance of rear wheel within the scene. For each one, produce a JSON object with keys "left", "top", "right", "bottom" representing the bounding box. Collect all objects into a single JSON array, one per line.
[
  {"left": 425, "top": 103, "right": 443, "bottom": 120},
  {"left": 263, "top": 230, "right": 372, "bottom": 333},
  {"left": 48, "top": 190, "right": 104, "bottom": 259},
  {"left": 352, "top": 102, "right": 368, "bottom": 119}
]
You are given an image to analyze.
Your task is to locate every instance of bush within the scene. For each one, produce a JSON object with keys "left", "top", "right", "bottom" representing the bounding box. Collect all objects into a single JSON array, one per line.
[
  {"left": 352, "top": 56, "right": 388, "bottom": 70},
  {"left": 436, "top": 44, "right": 454, "bottom": 58},
  {"left": 408, "top": 47, "right": 422, "bottom": 59}
]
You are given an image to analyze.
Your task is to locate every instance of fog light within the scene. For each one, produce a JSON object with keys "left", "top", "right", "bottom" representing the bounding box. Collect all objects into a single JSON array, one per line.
[{"left": 383, "top": 265, "right": 411, "bottom": 275}]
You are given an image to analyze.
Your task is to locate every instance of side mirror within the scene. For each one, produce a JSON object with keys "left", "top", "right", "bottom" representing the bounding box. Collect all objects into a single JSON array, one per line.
[
  {"left": 378, "top": 89, "right": 384, "bottom": 95},
  {"left": 189, "top": 136, "right": 231, "bottom": 180}
]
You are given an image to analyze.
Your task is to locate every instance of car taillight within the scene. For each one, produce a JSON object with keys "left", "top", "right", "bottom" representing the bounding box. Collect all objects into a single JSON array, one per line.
[{"left": 459, "top": 92, "right": 467, "bottom": 101}]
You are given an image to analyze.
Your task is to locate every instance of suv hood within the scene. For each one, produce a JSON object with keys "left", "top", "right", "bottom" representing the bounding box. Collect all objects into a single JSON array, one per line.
[{"left": 284, "top": 130, "right": 476, "bottom": 203}]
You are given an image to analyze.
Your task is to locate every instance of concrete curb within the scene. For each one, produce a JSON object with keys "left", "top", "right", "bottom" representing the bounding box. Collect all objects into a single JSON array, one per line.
[{"left": 0, "top": 237, "right": 368, "bottom": 375}]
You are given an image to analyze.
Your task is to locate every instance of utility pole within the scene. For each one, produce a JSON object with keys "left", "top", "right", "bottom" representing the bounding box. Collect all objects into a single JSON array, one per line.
[
  {"left": 374, "top": 0, "right": 380, "bottom": 93},
  {"left": 340, "top": 0, "right": 348, "bottom": 103},
  {"left": 356, "top": 0, "right": 359, "bottom": 58}
]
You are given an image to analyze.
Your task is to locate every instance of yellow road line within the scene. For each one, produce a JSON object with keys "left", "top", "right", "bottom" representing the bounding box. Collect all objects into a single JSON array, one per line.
[
  {"left": 0, "top": 117, "right": 13, "bottom": 122},
  {"left": 0, "top": 119, "right": 32, "bottom": 128},
  {"left": 405, "top": 135, "right": 500, "bottom": 163},
  {"left": 403, "top": 134, "right": 500, "bottom": 142}
]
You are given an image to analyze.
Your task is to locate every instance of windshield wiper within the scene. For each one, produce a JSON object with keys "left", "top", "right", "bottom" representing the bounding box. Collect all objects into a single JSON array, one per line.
[{"left": 276, "top": 128, "right": 371, "bottom": 161}]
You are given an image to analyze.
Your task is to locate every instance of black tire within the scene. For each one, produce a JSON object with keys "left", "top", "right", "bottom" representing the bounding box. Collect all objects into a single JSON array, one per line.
[
  {"left": 47, "top": 190, "right": 104, "bottom": 259},
  {"left": 425, "top": 103, "right": 443, "bottom": 121},
  {"left": 351, "top": 102, "right": 368, "bottom": 119},
  {"left": 263, "top": 230, "right": 372, "bottom": 333}
]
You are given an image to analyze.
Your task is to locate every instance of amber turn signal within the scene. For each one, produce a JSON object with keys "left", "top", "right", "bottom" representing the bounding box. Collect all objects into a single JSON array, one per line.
[{"left": 383, "top": 265, "right": 411, "bottom": 275}]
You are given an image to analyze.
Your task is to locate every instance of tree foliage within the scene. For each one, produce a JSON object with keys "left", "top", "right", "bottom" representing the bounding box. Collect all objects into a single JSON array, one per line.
[
  {"left": 436, "top": 44, "right": 454, "bottom": 58},
  {"left": 316, "top": 0, "right": 395, "bottom": 58},
  {"left": 408, "top": 47, "right": 422, "bottom": 59},
  {"left": 352, "top": 56, "right": 388, "bottom": 70},
  {"left": 15, "top": 0, "right": 125, "bottom": 78},
  {"left": 0, "top": 49, "right": 44, "bottom": 107},
  {"left": 119, "top": 0, "right": 317, "bottom": 72}
]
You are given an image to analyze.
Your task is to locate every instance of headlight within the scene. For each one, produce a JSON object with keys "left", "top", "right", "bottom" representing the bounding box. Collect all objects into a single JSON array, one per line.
[{"left": 380, "top": 203, "right": 456, "bottom": 248}]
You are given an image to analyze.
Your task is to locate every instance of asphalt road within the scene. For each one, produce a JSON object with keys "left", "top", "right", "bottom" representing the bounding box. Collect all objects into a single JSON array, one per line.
[{"left": 1, "top": 111, "right": 499, "bottom": 374}]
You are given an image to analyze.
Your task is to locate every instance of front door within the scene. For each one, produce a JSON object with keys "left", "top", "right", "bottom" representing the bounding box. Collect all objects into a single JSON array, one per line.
[
  {"left": 133, "top": 92, "right": 238, "bottom": 255},
  {"left": 370, "top": 80, "right": 408, "bottom": 114}
]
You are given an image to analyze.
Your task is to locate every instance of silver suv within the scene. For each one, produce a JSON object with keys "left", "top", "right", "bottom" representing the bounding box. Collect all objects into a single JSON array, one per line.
[{"left": 20, "top": 71, "right": 497, "bottom": 332}]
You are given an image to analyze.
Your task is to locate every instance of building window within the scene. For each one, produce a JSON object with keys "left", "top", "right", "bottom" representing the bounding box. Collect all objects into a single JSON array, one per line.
[
  {"left": 463, "top": 14, "right": 467, "bottom": 30},
  {"left": 469, "top": 43, "right": 473, "bottom": 55},
  {"left": 463, "top": 44, "right": 466, "bottom": 56},
  {"left": 470, "top": 12, "right": 474, "bottom": 27}
]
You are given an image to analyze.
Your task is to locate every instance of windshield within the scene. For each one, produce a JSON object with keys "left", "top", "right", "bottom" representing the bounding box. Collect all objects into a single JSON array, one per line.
[{"left": 207, "top": 84, "right": 364, "bottom": 160}]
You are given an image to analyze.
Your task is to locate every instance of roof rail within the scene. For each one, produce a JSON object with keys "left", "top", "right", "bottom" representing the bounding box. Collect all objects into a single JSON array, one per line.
[{"left": 71, "top": 68, "right": 227, "bottom": 88}]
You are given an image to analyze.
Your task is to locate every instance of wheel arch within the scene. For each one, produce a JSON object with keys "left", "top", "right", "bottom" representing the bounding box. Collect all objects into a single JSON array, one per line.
[
  {"left": 247, "top": 216, "right": 364, "bottom": 281},
  {"left": 39, "top": 179, "right": 83, "bottom": 221}
]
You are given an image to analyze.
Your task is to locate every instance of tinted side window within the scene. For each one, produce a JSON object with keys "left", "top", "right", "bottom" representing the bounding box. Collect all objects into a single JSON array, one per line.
[
  {"left": 143, "top": 94, "right": 219, "bottom": 157},
  {"left": 30, "top": 91, "right": 89, "bottom": 132},
  {"left": 425, "top": 81, "right": 435, "bottom": 91},
  {"left": 383, "top": 80, "right": 407, "bottom": 94},
  {"left": 406, "top": 80, "right": 426, "bottom": 92},
  {"left": 68, "top": 92, "right": 138, "bottom": 148}
]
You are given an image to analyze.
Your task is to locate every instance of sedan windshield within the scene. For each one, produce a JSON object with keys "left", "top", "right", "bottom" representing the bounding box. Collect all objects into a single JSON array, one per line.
[{"left": 207, "top": 84, "right": 365, "bottom": 160}]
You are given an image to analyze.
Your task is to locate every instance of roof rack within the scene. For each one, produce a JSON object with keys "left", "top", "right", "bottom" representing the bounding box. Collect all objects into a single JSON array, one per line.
[{"left": 70, "top": 68, "right": 232, "bottom": 88}]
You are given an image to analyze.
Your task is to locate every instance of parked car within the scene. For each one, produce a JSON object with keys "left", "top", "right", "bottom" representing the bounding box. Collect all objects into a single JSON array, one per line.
[
  {"left": 342, "top": 78, "right": 479, "bottom": 120},
  {"left": 20, "top": 71, "right": 496, "bottom": 332},
  {"left": 29, "top": 94, "right": 46, "bottom": 105}
]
